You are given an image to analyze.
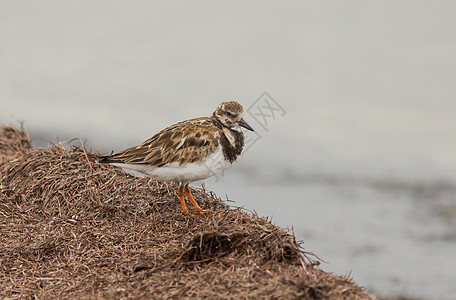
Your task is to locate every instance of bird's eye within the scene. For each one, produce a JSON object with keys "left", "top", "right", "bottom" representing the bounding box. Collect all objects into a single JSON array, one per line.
[{"left": 226, "top": 112, "right": 234, "bottom": 117}]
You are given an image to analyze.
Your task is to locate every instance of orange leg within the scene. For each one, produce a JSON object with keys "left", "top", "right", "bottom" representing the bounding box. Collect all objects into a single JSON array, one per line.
[
  {"left": 183, "top": 183, "right": 208, "bottom": 213},
  {"left": 177, "top": 185, "right": 189, "bottom": 215}
]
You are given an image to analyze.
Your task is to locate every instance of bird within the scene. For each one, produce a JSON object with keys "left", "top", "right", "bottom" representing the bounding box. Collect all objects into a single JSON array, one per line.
[{"left": 98, "top": 101, "right": 254, "bottom": 215}]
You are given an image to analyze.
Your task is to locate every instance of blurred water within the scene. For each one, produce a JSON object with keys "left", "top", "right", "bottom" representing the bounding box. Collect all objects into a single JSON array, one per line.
[
  {"left": 202, "top": 171, "right": 456, "bottom": 299},
  {"left": 1, "top": 1, "right": 456, "bottom": 299}
]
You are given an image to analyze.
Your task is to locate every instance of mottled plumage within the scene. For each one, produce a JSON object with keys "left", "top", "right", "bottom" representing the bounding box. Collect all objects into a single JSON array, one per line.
[{"left": 98, "top": 101, "right": 254, "bottom": 215}]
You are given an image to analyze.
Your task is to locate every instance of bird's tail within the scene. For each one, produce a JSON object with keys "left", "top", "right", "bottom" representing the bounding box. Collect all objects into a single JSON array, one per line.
[{"left": 97, "top": 155, "right": 119, "bottom": 164}]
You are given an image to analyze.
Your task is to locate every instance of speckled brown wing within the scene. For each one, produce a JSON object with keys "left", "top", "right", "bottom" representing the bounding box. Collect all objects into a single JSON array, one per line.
[{"left": 100, "top": 117, "right": 220, "bottom": 167}]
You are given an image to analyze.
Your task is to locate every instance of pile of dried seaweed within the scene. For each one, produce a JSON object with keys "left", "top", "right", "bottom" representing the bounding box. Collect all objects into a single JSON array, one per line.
[{"left": 0, "top": 125, "right": 376, "bottom": 299}]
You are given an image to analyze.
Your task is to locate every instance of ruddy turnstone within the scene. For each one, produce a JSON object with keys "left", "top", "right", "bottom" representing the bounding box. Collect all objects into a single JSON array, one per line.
[{"left": 98, "top": 101, "right": 254, "bottom": 215}]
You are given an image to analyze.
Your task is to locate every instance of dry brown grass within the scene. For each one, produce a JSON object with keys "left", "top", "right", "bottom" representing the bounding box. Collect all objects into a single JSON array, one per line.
[{"left": 0, "top": 125, "right": 376, "bottom": 299}]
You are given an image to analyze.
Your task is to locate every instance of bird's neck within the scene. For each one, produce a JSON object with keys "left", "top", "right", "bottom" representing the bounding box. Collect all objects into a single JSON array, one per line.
[
  {"left": 210, "top": 115, "right": 245, "bottom": 163},
  {"left": 220, "top": 127, "right": 244, "bottom": 163}
]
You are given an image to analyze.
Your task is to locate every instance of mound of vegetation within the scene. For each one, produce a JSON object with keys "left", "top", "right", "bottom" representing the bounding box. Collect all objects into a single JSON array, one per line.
[{"left": 0, "top": 125, "right": 376, "bottom": 299}]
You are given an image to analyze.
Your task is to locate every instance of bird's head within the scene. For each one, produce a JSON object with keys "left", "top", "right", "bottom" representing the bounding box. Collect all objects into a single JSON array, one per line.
[{"left": 213, "top": 101, "right": 254, "bottom": 132}]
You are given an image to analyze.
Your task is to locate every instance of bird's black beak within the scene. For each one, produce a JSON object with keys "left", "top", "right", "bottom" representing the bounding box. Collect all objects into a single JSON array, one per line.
[{"left": 238, "top": 118, "right": 254, "bottom": 132}]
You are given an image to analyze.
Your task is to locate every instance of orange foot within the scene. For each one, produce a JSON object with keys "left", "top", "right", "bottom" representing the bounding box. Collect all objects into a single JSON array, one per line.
[{"left": 177, "top": 184, "right": 209, "bottom": 216}]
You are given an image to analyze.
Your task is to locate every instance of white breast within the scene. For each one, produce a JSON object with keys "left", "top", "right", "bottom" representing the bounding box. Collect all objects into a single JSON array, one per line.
[{"left": 111, "top": 145, "right": 231, "bottom": 183}]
